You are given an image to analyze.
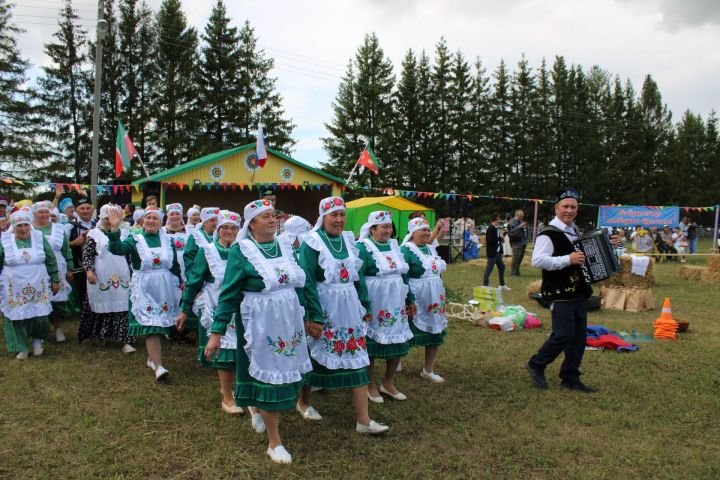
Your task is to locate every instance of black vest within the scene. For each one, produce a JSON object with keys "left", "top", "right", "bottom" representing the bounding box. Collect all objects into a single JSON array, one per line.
[{"left": 539, "top": 228, "right": 592, "bottom": 301}]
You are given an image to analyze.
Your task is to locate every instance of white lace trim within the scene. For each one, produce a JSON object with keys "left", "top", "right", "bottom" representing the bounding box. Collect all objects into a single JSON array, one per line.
[
  {"left": 359, "top": 238, "right": 409, "bottom": 276},
  {"left": 405, "top": 242, "right": 447, "bottom": 277},
  {"left": 305, "top": 231, "right": 362, "bottom": 284}
]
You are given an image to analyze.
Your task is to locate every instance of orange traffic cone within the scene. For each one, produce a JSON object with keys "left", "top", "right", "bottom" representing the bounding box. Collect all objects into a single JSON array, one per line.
[{"left": 653, "top": 297, "right": 678, "bottom": 340}]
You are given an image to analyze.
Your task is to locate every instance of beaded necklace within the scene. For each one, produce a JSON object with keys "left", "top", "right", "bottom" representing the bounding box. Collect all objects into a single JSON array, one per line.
[
  {"left": 250, "top": 236, "right": 280, "bottom": 258},
  {"left": 321, "top": 230, "right": 344, "bottom": 254}
]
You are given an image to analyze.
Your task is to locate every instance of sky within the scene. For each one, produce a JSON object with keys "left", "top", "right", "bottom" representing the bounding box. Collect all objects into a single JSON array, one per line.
[{"left": 10, "top": 0, "right": 720, "bottom": 168}]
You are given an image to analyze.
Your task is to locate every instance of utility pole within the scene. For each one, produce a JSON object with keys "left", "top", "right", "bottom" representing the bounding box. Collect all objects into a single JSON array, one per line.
[{"left": 90, "top": 1, "right": 108, "bottom": 207}]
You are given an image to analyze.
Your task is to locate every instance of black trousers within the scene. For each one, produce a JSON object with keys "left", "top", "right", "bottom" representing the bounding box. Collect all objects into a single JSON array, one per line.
[
  {"left": 74, "top": 271, "right": 88, "bottom": 308},
  {"left": 529, "top": 297, "right": 587, "bottom": 382},
  {"left": 510, "top": 243, "right": 527, "bottom": 275},
  {"left": 482, "top": 255, "right": 505, "bottom": 287}
]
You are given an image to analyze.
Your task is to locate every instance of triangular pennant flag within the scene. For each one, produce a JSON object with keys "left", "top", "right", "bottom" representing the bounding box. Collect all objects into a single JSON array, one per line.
[
  {"left": 205, "top": 182, "right": 212, "bottom": 190},
  {"left": 293, "top": 183, "right": 299, "bottom": 190},
  {"left": 222, "top": 182, "right": 228, "bottom": 191},
  {"left": 177, "top": 182, "right": 186, "bottom": 191}
]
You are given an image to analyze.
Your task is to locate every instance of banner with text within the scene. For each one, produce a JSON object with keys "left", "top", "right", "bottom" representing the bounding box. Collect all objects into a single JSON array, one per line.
[{"left": 598, "top": 206, "right": 679, "bottom": 228}]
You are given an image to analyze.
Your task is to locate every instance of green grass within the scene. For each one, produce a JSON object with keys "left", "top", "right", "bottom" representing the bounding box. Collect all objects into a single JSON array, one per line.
[{"left": 1, "top": 242, "right": 719, "bottom": 479}]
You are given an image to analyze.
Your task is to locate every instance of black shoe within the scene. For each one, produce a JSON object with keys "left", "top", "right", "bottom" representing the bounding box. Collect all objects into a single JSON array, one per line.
[
  {"left": 526, "top": 362, "right": 548, "bottom": 389},
  {"left": 560, "top": 380, "right": 598, "bottom": 394}
]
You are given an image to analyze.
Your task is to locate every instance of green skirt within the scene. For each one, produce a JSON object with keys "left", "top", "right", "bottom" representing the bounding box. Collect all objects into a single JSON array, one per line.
[
  {"left": 409, "top": 322, "right": 446, "bottom": 347},
  {"left": 127, "top": 309, "right": 171, "bottom": 337},
  {"left": 3, "top": 316, "right": 49, "bottom": 353},
  {"left": 49, "top": 301, "right": 69, "bottom": 321},
  {"left": 184, "top": 312, "right": 199, "bottom": 333},
  {"left": 199, "top": 346, "right": 236, "bottom": 369},
  {"left": 234, "top": 331, "right": 307, "bottom": 412},
  {"left": 307, "top": 358, "right": 370, "bottom": 389},
  {"left": 367, "top": 337, "right": 410, "bottom": 360}
]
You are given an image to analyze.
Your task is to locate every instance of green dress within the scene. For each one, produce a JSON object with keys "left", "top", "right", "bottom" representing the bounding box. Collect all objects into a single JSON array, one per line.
[
  {"left": 107, "top": 230, "right": 182, "bottom": 337},
  {"left": 1, "top": 234, "right": 60, "bottom": 352},
  {"left": 34, "top": 223, "right": 74, "bottom": 320},
  {"left": 213, "top": 241, "right": 307, "bottom": 412},
  {"left": 181, "top": 228, "right": 212, "bottom": 334},
  {"left": 181, "top": 239, "right": 235, "bottom": 368},
  {"left": 299, "top": 228, "right": 371, "bottom": 389},
  {"left": 402, "top": 244, "right": 447, "bottom": 347},
  {"left": 357, "top": 240, "right": 415, "bottom": 359}
]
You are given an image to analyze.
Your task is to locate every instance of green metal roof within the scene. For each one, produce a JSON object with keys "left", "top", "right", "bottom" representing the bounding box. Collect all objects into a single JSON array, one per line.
[{"left": 131, "top": 143, "right": 345, "bottom": 185}]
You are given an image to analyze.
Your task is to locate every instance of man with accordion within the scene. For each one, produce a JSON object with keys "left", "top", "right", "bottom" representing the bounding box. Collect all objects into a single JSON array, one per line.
[{"left": 525, "top": 188, "right": 617, "bottom": 394}]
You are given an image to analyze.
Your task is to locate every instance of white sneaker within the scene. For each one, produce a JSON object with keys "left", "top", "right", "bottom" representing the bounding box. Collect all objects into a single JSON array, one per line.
[
  {"left": 251, "top": 411, "right": 266, "bottom": 433},
  {"left": 221, "top": 401, "right": 244, "bottom": 415},
  {"left": 54, "top": 329, "right": 66, "bottom": 343},
  {"left": 146, "top": 358, "right": 156, "bottom": 370},
  {"left": 500, "top": 285, "right": 512, "bottom": 291},
  {"left": 296, "top": 403, "right": 323, "bottom": 421},
  {"left": 356, "top": 420, "right": 390, "bottom": 434},
  {"left": 15, "top": 351, "right": 29, "bottom": 360},
  {"left": 121, "top": 344, "right": 136, "bottom": 354},
  {"left": 32, "top": 339, "right": 43, "bottom": 357},
  {"left": 420, "top": 369, "right": 445, "bottom": 383},
  {"left": 267, "top": 445, "right": 292, "bottom": 464},
  {"left": 155, "top": 366, "right": 169, "bottom": 381}
]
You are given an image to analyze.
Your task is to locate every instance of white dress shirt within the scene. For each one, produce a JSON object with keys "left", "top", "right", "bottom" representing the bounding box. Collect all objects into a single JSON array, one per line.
[{"left": 531, "top": 216, "right": 579, "bottom": 271}]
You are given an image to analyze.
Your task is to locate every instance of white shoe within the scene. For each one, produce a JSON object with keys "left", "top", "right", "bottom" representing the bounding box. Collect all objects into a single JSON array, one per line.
[
  {"left": 121, "top": 344, "right": 136, "bottom": 354},
  {"left": 368, "top": 391, "right": 385, "bottom": 404},
  {"left": 146, "top": 358, "right": 156, "bottom": 370},
  {"left": 15, "top": 351, "right": 29, "bottom": 360},
  {"left": 31, "top": 339, "right": 43, "bottom": 357},
  {"left": 155, "top": 365, "right": 169, "bottom": 381},
  {"left": 396, "top": 361, "right": 402, "bottom": 372},
  {"left": 251, "top": 411, "right": 266, "bottom": 433},
  {"left": 356, "top": 420, "right": 390, "bottom": 434},
  {"left": 310, "top": 386, "right": 324, "bottom": 392},
  {"left": 55, "top": 329, "right": 66, "bottom": 343},
  {"left": 267, "top": 445, "right": 292, "bottom": 464},
  {"left": 296, "top": 403, "right": 323, "bottom": 421},
  {"left": 420, "top": 369, "right": 445, "bottom": 383},
  {"left": 379, "top": 384, "right": 407, "bottom": 401},
  {"left": 221, "top": 401, "right": 244, "bottom": 415},
  {"left": 500, "top": 285, "right": 512, "bottom": 291}
]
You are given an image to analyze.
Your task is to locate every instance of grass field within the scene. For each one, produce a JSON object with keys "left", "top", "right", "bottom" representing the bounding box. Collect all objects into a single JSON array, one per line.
[{"left": 1, "top": 243, "right": 719, "bottom": 479}]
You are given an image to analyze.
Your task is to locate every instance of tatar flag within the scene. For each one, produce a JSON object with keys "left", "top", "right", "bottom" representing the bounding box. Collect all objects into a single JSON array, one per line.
[
  {"left": 255, "top": 123, "right": 268, "bottom": 169},
  {"left": 356, "top": 145, "right": 380, "bottom": 175},
  {"left": 115, "top": 121, "right": 138, "bottom": 177}
]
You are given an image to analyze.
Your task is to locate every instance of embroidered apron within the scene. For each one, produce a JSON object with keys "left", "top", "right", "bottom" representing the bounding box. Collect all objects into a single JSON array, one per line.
[
  {"left": 41, "top": 223, "right": 72, "bottom": 302},
  {"left": 405, "top": 242, "right": 448, "bottom": 334},
  {"left": 86, "top": 229, "right": 131, "bottom": 313},
  {"left": 197, "top": 242, "right": 237, "bottom": 350},
  {"left": 0, "top": 231, "right": 52, "bottom": 321},
  {"left": 166, "top": 227, "right": 191, "bottom": 281},
  {"left": 130, "top": 233, "right": 181, "bottom": 327},
  {"left": 237, "top": 237, "right": 311, "bottom": 385},
  {"left": 305, "top": 231, "right": 369, "bottom": 370},
  {"left": 359, "top": 238, "right": 413, "bottom": 344}
]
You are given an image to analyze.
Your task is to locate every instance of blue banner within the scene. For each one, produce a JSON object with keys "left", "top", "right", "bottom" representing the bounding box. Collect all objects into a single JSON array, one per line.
[{"left": 598, "top": 206, "right": 679, "bottom": 228}]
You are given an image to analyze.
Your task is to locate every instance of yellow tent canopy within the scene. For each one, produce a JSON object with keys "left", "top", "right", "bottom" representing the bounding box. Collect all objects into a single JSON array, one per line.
[{"left": 345, "top": 196, "right": 436, "bottom": 240}]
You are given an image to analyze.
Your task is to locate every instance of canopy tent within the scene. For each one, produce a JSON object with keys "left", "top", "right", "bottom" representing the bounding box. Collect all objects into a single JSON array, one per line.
[{"left": 345, "top": 196, "right": 436, "bottom": 240}]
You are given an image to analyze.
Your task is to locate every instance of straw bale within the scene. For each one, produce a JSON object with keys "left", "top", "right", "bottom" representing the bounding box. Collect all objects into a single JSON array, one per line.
[
  {"left": 678, "top": 266, "right": 705, "bottom": 281},
  {"left": 707, "top": 255, "right": 720, "bottom": 273},
  {"left": 527, "top": 280, "right": 542, "bottom": 296},
  {"left": 701, "top": 270, "right": 720, "bottom": 283}
]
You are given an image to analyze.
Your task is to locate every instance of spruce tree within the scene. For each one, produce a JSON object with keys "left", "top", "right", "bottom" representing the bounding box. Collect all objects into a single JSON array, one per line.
[
  {"left": 37, "top": 0, "right": 93, "bottom": 183},
  {"left": 467, "top": 58, "right": 492, "bottom": 193},
  {"left": 392, "top": 50, "right": 420, "bottom": 189},
  {"left": 488, "top": 60, "right": 512, "bottom": 193},
  {"left": 447, "top": 50, "right": 473, "bottom": 192},
  {"left": 415, "top": 51, "right": 436, "bottom": 191},
  {"left": 430, "top": 38, "right": 453, "bottom": 186},
  {"left": 509, "top": 54, "right": 536, "bottom": 194}
]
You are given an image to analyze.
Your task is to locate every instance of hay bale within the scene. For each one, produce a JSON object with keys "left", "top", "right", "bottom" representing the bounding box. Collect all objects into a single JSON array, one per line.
[
  {"left": 708, "top": 255, "right": 720, "bottom": 273},
  {"left": 701, "top": 270, "right": 720, "bottom": 283},
  {"left": 678, "top": 266, "right": 705, "bottom": 281},
  {"left": 599, "top": 255, "right": 655, "bottom": 289},
  {"left": 527, "top": 280, "right": 542, "bottom": 296}
]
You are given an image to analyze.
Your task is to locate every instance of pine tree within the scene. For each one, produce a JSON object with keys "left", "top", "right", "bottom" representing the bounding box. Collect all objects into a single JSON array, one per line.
[
  {"left": 392, "top": 49, "right": 420, "bottom": 189},
  {"left": 638, "top": 74, "right": 673, "bottom": 203},
  {"left": 234, "top": 20, "right": 295, "bottom": 153},
  {"left": 150, "top": 0, "right": 200, "bottom": 171},
  {"left": 528, "top": 58, "right": 553, "bottom": 197},
  {"left": 322, "top": 33, "right": 393, "bottom": 187},
  {"left": 488, "top": 60, "right": 512, "bottom": 193},
  {"left": 415, "top": 51, "right": 435, "bottom": 191},
  {"left": 508, "top": 54, "right": 536, "bottom": 194},
  {"left": 0, "top": 0, "right": 43, "bottom": 178},
  {"left": 447, "top": 50, "right": 473, "bottom": 192},
  {"left": 467, "top": 58, "right": 492, "bottom": 192},
  {"left": 196, "top": 0, "right": 241, "bottom": 153},
  {"left": 430, "top": 38, "right": 453, "bottom": 187},
  {"left": 37, "top": 0, "right": 93, "bottom": 183}
]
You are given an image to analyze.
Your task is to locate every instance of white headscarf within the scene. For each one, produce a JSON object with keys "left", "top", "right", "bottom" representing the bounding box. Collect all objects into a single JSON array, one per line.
[
  {"left": 141, "top": 206, "right": 164, "bottom": 221},
  {"left": 236, "top": 199, "right": 275, "bottom": 241},
  {"left": 187, "top": 206, "right": 200, "bottom": 219},
  {"left": 213, "top": 210, "right": 242, "bottom": 241},
  {"left": 279, "top": 215, "right": 312, "bottom": 245},
  {"left": 31, "top": 200, "right": 52, "bottom": 214},
  {"left": 359, "top": 210, "right": 393, "bottom": 240},
  {"left": 10, "top": 208, "right": 32, "bottom": 228},
  {"left": 164, "top": 202, "right": 184, "bottom": 226},
  {"left": 132, "top": 209, "right": 145, "bottom": 223},
  {"left": 311, "top": 196, "right": 346, "bottom": 233},
  {"left": 50, "top": 207, "right": 61, "bottom": 222},
  {"left": 200, "top": 207, "right": 220, "bottom": 226},
  {"left": 99, "top": 203, "right": 122, "bottom": 220},
  {"left": 402, "top": 217, "right": 431, "bottom": 245}
]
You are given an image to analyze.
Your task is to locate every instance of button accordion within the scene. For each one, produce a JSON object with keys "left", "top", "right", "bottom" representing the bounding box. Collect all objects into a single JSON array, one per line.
[{"left": 574, "top": 228, "right": 620, "bottom": 283}]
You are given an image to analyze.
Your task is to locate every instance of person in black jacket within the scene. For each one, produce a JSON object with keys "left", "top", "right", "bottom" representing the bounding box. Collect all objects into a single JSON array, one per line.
[
  {"left": 68, "top": 198, "right": 97, "bottom": 314},
  {"left": 482, "top": 213, "right": 510, "bottom": 290},
  {"left": 525, "top": 188, "right": 595, "bottom": 393}
]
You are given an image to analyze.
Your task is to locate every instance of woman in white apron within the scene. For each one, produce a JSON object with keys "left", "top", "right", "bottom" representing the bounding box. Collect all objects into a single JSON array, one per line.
[
  {"left": 1, "top": 209, "right": 60, "bottom": 359},
  {"left": 107, "top": 207, "right": 182, "bottom": 381},
  {"left": 176, "top": 210, "right": 242, "bottom": 415},
  {"left": 77, "top": 204, "right": 134, "bottom": 353},
  {"left": 357, "top": 211, "right": 416, "bottom": 402},
  {"left": 298, "top": 196, "right": 390, "bottom": 436},
  {"left": 32, "top": 201, "right": 74, "bottom": 343},
  {"left": 402, "top": 217, "right": 448, "bottom": 383},
  {"left": 207, "top": 200, "right": 311, "bottom": 465},
  {"left": 163, "top": 203, "right": 191, "bottom": 282}
]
